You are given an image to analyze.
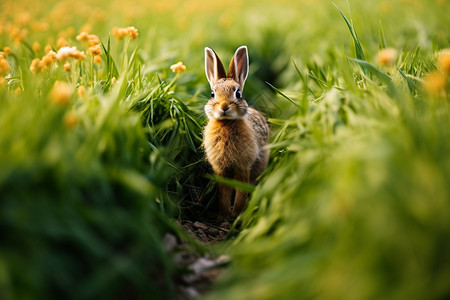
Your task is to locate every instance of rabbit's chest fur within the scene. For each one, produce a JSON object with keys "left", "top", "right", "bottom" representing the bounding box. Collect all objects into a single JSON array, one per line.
[{"left": 204, "top": 117, "right": 258, "bottom": 173}]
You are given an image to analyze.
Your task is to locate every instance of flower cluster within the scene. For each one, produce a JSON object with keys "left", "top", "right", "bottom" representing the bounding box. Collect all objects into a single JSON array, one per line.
[
  {"left": 56, "top": 46, "right": 86, "bottom": 61},
  {"left": 170, "top": 62, "right": 186, "bottom": 73},
  {"left": 30, "top": 51, "right": 57, "bottom": 73},
  {"left": 112, "top": 26, "right": 139, "bottom": 40},
  {"left": 30, "top": 45, "right": 87, "bottom": 74},
  {"left": 76, "top": 31, "right": 102, "bottom": 64}
]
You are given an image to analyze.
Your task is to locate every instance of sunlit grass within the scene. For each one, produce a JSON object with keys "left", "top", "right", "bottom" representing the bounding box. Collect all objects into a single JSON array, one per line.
[{"left": 1, "top": 0, "right": 450, "bottom": 299}]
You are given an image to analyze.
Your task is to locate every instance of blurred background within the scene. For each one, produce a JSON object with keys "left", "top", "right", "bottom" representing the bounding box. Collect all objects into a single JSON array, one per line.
[{"left": 1, "top": 0, "right": 450, "bottom": 299}]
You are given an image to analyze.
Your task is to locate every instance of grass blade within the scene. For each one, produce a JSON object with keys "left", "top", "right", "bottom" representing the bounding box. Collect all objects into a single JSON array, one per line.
[
  {"left": 333, "top": 2, "right": 366, "bottom": 61},
  {"left": 205, "top": 174, "right": 255, "bottom": 193},
  {"left": 265, "top": 81, "right": 300, "bottom": 107}
]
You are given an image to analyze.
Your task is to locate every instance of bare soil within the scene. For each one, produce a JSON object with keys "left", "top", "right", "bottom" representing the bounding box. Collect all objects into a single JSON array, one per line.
[{"left": 165, "top": 219, "right": 233, "bottom": 299}]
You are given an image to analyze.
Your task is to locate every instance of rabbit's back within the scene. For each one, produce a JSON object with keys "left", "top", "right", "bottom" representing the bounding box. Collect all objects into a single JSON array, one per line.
[{"left": 247, "top": 108, "right": 269, "bottom": 182}]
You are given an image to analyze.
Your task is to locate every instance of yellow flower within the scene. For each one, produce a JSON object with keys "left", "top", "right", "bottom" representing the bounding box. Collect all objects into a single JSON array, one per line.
[
  {"left": 87, "top": 34, "right": 100, "bottom": 47},
  {"left": 88, "top": 44, "right": 102, "bottom": 56},
  {"left": 30, "top": 58, "right": 42, "bottom": 74},
  {"left": 56, "top": 37, "right": 68, "bottom": 49},
  {"left": 76, "top": 31, "right": 89, "bottom": 42},
  {"left": 50, "top": 81, "right": 72, "bottom": 105},
  {"left": 32, "top": 42, "right": 41, "bottom": 52},
  {"left": 112, "top": 26, "right": 138, "bottom": 40},
  {"left": 170, "top": 62, "right": 186, "bottom": 73},
  {"left": 111, "top": 77, "right": 117, "bottom": 84},
  {"left": 64, "top": 111, "right": 79, "bottom": 128},
  {"left": 438, "top": 49, "right": 450, "bottom": 74},
  {"left": 112, "top": 27, "right": 128, "bottom": 39},
  {"left": 376, "top": 48, "right": 398, "bottom": 66},
  {"left": 423, "top": 71, "right": 447, "bottom": 96},
  {"left": 42, "top": 51, "right": 57, "bottom": 66},
  {"left": 0, "top": 55, "right": 10, "bottom": 75},
  {"left": 3, "top": 46, "right": 12, "bottom": 56},
  {"left": 77, "top": 85, "right": 86, "bottom": 97},
  {"left": 93, "top": 54, "right": 101, "bottom": 64},
  {"left": 44, "top": 44, "right": 53, "bottom": 53},
  {"left": 56, "top": 46, "right": 86, "bottom": 61},
  {"left": 127, "top": 26, "right": 138, "bottom": 40},
  {"left": 63, "top": 62, "right": 71, "bottom": 71},
  {"left": 77, "top": 32, "right": 100, "bottom": 47}
]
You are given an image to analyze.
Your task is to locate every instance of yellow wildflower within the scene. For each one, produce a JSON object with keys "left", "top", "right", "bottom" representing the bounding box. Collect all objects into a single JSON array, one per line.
[
  {"left": 32, "top": 42, "right": 41, "bottom": 52},
  {"left": 3, "top": 47, "right": 12, "bottom": 56},
  {"left": 127, "top": 26, "right": 138, "bottom": 39},
  {"left": 76, "top": 31, "right": 89, "bottom": 42},
  {"left": 56, "top": 46, "right": 86, "bottom": 61},
  {"left": 56, "top": 37, "right": 68, "bottom": 49},
  {"left": 111, "top": 77, "right": 117, "bottom": 84},
  {"left": 438, "top": 49, "right": 450, "bottom": 74},
  {"left": 170, "top": 62, "right": 186, "bottom": 73},
  {"left": 76, "top": 32, "right": 100, "bottom": 47},
  {"left": 93, "top": 55, "right": 101, "bottom": 64},
  {"left": 45, "top": 44, "right": 53, "bottom": 53},
  {"left": 30, "top": 58, "right": 42, "bottom": 74},
  {"left": 376, "top": 48, "right": 398, "bottom": 66},
  {"left": 0, "top": 55, "right": 10, "bottom": 75},
  {"left": 50, "top": 81, "right": 72, "bottom": 105},
  {"left": 88, "top": 44, "right": 102, "bottom": 56},
  {"left": 423, "top": 71, "right": 447, "bottom": 96},
  {"left": 112, "top": 26, "right": 138, "bottom": 40},
  {"left": 77, "top": 85, "right": 86, "bottom": 97},
  {"left": 87, "top": 34, "right": 100, "bottom": 47},
  {"left": 42, "top": 51, "right": 57, "bottom": 66},
  {"left": 112, "top": 27, "right": 127, "bottom": 39},
  {"left": 63, "top": 62, "right": 71, "bottom": 71},
  {"left": 64, "top": 111, "right": 79, "bottom": 128}
]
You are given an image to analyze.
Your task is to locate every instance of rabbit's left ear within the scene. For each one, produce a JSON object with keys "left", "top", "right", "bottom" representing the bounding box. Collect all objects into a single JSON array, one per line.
[{"left": 228, "top": 46, "right": 249, "bottom": 90}]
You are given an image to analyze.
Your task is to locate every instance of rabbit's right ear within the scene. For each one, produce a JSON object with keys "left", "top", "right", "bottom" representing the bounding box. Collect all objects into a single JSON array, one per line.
[{"left": 205, "top": 47, "right": 226, "bottom": 88}]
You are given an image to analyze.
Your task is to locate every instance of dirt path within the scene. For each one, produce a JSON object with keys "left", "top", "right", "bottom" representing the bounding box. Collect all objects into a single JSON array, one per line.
[{"left": 164, "top": 219, "right": 233, "bottom": 299}]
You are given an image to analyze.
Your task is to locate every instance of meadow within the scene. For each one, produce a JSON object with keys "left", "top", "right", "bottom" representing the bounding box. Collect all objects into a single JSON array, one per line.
[{"left": 1, "top": 0, "right": 450, "bottom": 299}]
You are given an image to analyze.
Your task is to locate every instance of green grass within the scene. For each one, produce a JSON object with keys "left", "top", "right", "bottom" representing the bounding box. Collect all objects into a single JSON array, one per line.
[{"left": 1, "top": 0, "right": 450, "bottom": 299}]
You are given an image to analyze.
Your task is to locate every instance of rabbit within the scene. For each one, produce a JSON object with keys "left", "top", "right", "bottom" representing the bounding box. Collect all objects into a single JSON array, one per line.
[{"left": 203, "top": 45, "right": 269, "bottom": 219}]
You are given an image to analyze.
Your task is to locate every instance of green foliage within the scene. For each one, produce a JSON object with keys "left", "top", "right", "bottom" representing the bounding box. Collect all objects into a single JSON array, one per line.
[
  {"left": 207, "top": 5, "right": 450, "bottom": 300},
  {"left": 1, "top": 0, "right": 450, "bottom": 299}
]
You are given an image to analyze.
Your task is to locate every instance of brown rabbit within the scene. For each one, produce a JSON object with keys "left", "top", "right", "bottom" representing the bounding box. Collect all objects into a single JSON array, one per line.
[{"left": 203, "top": 46, "right": 269, "bottom": 219}]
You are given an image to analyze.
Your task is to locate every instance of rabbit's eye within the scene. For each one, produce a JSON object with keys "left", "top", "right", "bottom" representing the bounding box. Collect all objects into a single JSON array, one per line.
[
  {"left": 210, "top": 90, "right": 215, "bottom": 98},
  {"left": 235, "top": 89, "right": 241, "bottom": 98}
]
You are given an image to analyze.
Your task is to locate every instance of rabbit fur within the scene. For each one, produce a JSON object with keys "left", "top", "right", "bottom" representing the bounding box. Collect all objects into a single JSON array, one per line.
[{"left": 203, "top": 46, "right": 269, "bottom": 219}]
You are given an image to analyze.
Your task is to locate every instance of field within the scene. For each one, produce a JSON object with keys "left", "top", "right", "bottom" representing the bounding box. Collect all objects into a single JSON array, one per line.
[{"left": 1, "top": 0, "right": 450, "bottom": 299}]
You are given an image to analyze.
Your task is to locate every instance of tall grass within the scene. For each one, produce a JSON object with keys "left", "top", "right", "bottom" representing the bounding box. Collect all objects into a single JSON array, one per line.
[
  {"left": 206, "top": 5, "right": 450, "bottom": 300},
  {"left": 1, "top": 0, "right": 450, "bottom": 299}
]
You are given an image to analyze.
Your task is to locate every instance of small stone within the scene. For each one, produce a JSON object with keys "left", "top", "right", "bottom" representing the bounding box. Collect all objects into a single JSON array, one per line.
[
  {"left": 162, "top": 233, "right": 178, "bottom": 252},
  {"left": 193, "top": 221, "right": 209, "bottom": 231}
]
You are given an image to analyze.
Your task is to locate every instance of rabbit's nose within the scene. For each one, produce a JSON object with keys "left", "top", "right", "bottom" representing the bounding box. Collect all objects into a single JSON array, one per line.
[{"left": 219, "top": 102, "right": 229, "bottom": 111}]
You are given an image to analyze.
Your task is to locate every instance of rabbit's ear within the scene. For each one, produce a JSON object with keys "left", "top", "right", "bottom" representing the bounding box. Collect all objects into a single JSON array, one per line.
[
  {"left": 205, "top": 47, "right": 226, "bottom": 88},
  {"left": 228, "top": 46, "right": 249, "bottom": 89}
]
